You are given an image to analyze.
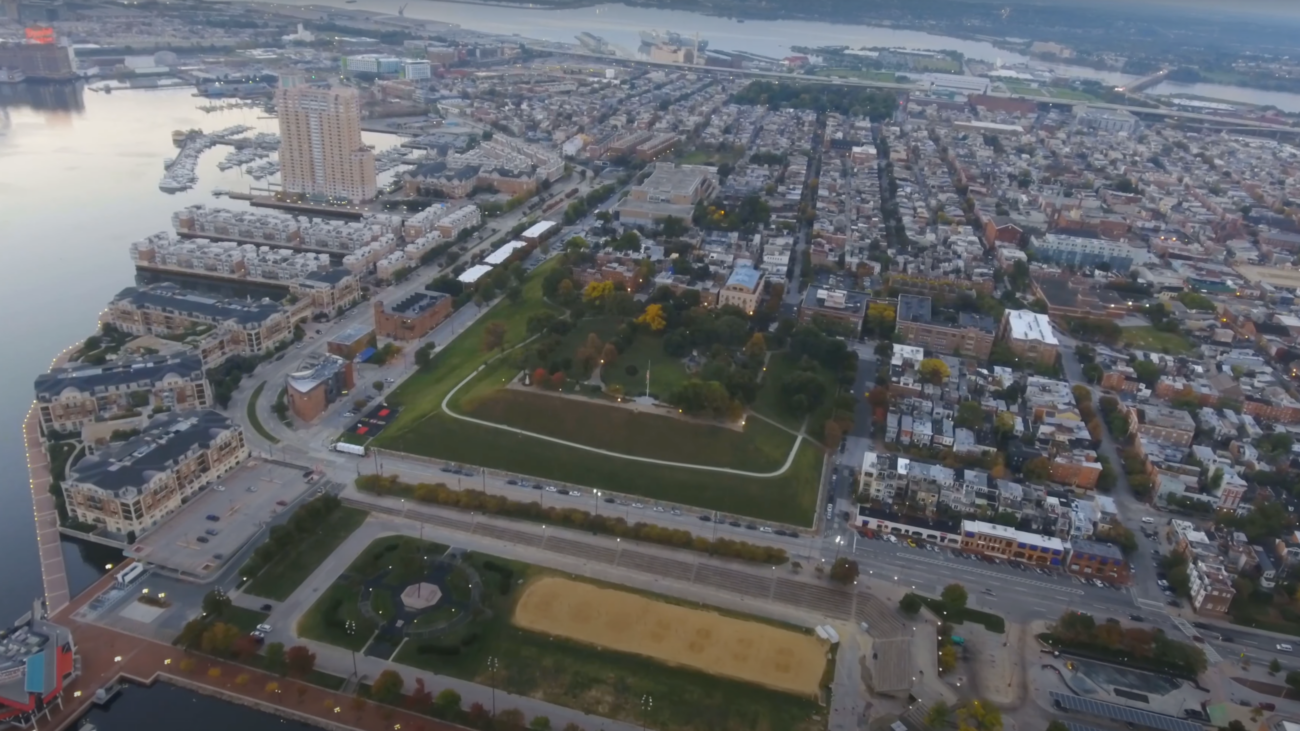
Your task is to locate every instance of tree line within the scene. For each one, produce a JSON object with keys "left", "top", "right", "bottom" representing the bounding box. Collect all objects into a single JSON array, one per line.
[{"left": 357, "top": 475, "right": 789, "bottom": 565}]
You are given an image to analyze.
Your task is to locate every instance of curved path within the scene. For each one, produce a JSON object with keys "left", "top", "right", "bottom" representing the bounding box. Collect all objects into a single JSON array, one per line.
[{"left": 440, "top": 358, "right": 809, "bottom": 478}]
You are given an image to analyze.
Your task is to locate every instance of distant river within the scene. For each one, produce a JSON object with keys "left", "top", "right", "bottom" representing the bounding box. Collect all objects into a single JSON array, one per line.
[
  {"left": 253, "top": 0, "right": 1135, "bottom": 84},
  {"left": 1147, "top": 80, "right": 1300, "bottom": 113}
]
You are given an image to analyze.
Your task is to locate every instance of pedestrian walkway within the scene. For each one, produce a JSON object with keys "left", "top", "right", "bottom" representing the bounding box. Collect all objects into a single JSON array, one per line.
[{"left": 25, "top": 405, "right": 70, "bottom": 615}]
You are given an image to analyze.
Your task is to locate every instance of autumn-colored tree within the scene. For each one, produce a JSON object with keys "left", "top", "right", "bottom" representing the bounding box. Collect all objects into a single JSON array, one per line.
[
  {"left": 232, "top": 634, "right": 262, "bottom": 660},
  {"left": 829, "top": 557, "right": 859, "bottom": 584},
  {"left": 635, "top": 303, "right": 667, "bottom": 332},
  {"left": 823, "top": 419, "right": 844, "bottom": 450},
  {"left": 467, "top": 703, "right": 492, "bottom": 727},
  {"left": 958, "top": 700, "right": 1002, "bottom": 731},
  {"left": 285, "top": 645, "right": 316, "bottom": 679},
  {"left": 994, "top": 411, "right": 1016, "bottom": 436},
  {"left": 235, "top": 673, "right": 250, "bottom": 686},
  {"left": 744, "top": 333, "right": 767, "bottom": 359},
  {"left": 435, "top": 688, "right": 462, "bottom": 716},
  {"left": 371, "top": 669, "right": 405, "bottom": 705},
  {"left": 1022, "top": 457, "right": 1051, "bottom": 482},
  {"left": 938, "top": 644, "right": 958, "bottom": 673},
  {"left": 601, "top": 342, "right": 619, "bottom": 365},
  {"left": 926, "top": 701, "right": 953, "bottom": 728},
  {"left": 264, "top": 681, "right": 279, "bottom": 696},
  {"left": 350, "top": 694, "right": 367, "bottom": 717},
  {"left": 199, "top": 622, "right": 241, "bottom": 657},
  {"left": 497, "top": 709, "right": 527, "bottom": 729},
  {"left": 482, "top": 321, "right": 508, "bottom": 351},
  {"left": 207, "top": 667, "right": 222, "bottom": 679},
  {"left": 583, "top": 280, "right": 615, "bottom": 303},
  {"left": 919, "top": 358, "right": 951, "bottom": 384},
  {"left": 531, "top": 367, "right": 549, "bottom": 387},
  {"left": 866, "top": 302, "right": 896, "bottom": 337},
  {"left": 178, "top": 658, "right": 196, "bottom": 673},
  {"left": 550, "top": 371, "right": 566, "bottom": 389},
  {"left": 941, "top": 583, "right": 969, "bottom": 612},
  {"left": 556, "top": 279, "right": 576, "bottom": 302},
  {"left": 406, "top": 678, "right": 434, "bottom": 714}
]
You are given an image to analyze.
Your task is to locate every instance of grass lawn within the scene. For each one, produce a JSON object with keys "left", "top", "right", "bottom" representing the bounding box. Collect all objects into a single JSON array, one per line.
[
  {"left": 914, "top": 595, "right": 1005, "bottom": 634},
  {"left": 1046, "top": 86, "right": 1099, "bottom": 101},
  {"left": 392, "top": 554, "right": 824, "bottom": 731},
  {"left": 603, "top": 336, "right": 691, "bottom": 399},
  {"left": 1121, "top": 326, "right": 1194, "bottom": 354},
  {"left": 750, "top": 352, "right": 837, "bottom": 434},
  {"left": 242, "top": 506, "right": 369, "bottom": 601},
  {"left": 456, "top": 387, "right": 796, "bottom": 472},
  {"left": 1004, "top": 82, "right": 1050, "bottom": 98},
  {"left": 297, "top": 536, "right": 450, "bottom": 651},
  {"left": 911, "top": 57, "right": 961, "bottom": 73},
  {"left": 246, "top": 382, "right": 279, "bottom": 444},
  {"left": 223, "top": 606, "right": 269, "bottom": 635},
  {"left": 374, "top": 261, "right": 823, "bottom": 525}
]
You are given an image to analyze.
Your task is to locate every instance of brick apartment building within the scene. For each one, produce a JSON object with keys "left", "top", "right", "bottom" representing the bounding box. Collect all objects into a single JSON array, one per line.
[
  {"left": 999, "top": 309, "right": 1059, "bottom": 365},
  {"left": 1128, "top": 404, "right": 1196, "bottom": 448},
  {"left": 373, "top": 292, "right": 452, "bottom": 341},
  {"left": 286, "top": 354, "right": 355, "bottom": 422},
  {"left": 959, "top": 520, "right": 1067, "bottom": 566},
  {"left": 895, "top": 294, "right": 996, "bottom": 360},
  {"left": 1066, "top": 539, "right": 1131, "bottom": 584},
  {"left": 1050, "top": 452, "right": 1103, "bottom": 490}
]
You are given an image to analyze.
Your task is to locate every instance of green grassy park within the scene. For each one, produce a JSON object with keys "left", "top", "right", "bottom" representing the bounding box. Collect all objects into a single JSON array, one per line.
[
  {"left": 242, "top": 506, "right": 369, "bottom": 601},
  {"left": 369, "top": 260, "right": 824, "bottom": 525},
  {"left": 246, "top": 382, "right": 279, "bottom": 444},
  {"left": 1121, "top": 326, "right": 1194, "bottom": 354}
]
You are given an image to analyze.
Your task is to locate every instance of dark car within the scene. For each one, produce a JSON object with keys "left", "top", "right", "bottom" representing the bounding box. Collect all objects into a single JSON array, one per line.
[
  {"left": 1167, "top": 598, "right": 1183, "bottom": 608},
  {"left": 604, "top": 497, "right": 616, "bottom": 503},
  {"left": 745, "top": 523, "right": 758, "bottom": 530},
  {"left": 506, "top": 479, "right": 518, "bottom": 485},
  {"left": 275, "top": 500, "right": 289, "bottom": 507},
  {"left": 728, "top": 521, "right": 741, "bottom": 527},
  {"left": 788, "top": 531, "right": 799, "bottom": 538},
  {"left": 532, "top": 484, "right": 544, "bottom": 490},
  {"left": 698, "top": 515, "right": 712, "bottom": 522},
  {"left": 205, "top": 514, "right": 220, "bottom": 522},
  {"left": 774, "top": 529, "right": 789, "bottom": 537},
  {"left": 1220, "top": 635, "right": 1234, "bottom": 643},
  {"left": 196, "top": 536, "right": 210, "bottom": 544},
  {"left": 260, "top": 604, "right": 273, "bottom": 612},
  {"left": 1129, "top": 614, "right": 1145, "bottom": 622},
  {"left": 1191, "top": 621, "right": 1210, "bottom": 630},
  {"left": 557, "top": 488, "right": 570, "bottom": 495}
]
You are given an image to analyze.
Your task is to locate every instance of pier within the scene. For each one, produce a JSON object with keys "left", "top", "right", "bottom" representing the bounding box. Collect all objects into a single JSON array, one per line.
[
  {"left": 24, "top": 406, "right": 71, "bottom": 615},
  {"left": 249, "top": 197, "right": 367, "bottom": 219}
]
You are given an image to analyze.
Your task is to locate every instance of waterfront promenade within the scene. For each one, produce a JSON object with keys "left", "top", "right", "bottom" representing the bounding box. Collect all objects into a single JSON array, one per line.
[
  {"left": 36, "top": 568, "right": 465, "bottom": 731},
  {"left": 26, "top": 408, "right": 72, "bottom": 616}
]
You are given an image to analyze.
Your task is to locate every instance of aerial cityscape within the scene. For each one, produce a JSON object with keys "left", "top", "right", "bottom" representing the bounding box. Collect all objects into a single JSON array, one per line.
[{"left": 8, "top": 1, "right": 1300, "bottom": 731}]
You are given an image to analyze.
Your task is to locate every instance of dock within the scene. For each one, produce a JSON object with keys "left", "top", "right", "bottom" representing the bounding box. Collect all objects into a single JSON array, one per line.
[{"left": 249, "top": 196, "right": 367, "bottom": 219}]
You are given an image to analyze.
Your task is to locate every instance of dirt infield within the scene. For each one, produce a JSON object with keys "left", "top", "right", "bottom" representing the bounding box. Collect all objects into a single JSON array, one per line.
[{"left": 512, "top": 577, "right": 827, "bottom": 696}]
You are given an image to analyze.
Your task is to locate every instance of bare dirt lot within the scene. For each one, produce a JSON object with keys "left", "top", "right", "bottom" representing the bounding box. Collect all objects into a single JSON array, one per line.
[{"left": 512, "top": 577, "right": 826, "bottom": 696}]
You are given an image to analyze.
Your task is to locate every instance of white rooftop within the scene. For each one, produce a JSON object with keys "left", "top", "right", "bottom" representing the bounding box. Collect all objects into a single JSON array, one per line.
[
  {"left": 484, "top": 240, "right": 527, "bottom": 265},
  {"left": 962, "top": 519, "right": 1066, "bottom": 553},
  {"left": 521, "top": 220, "right": 557, "bottom": 239},
  {"left": 1004, "top": 310, "right": 1058, "bottom": 345},
  {"left": 457, "top": 264, "right": 494, "bottom": 284}
]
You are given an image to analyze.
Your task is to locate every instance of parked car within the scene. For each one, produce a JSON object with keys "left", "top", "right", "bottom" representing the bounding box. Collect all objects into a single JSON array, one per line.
[
  {"left": 205, "top": 528, "right": 220, "bottom": 536},
  {"left": 698, "top": 515, "right": 712, "bottom": 522},
  {"left": 275, "top": 500, "right": 289, "bottom": 507},
  {"left": 506, "top": 479, "right": 518, "bottom": 485},
  {"left": 205, "top": 514, "right": 220, "bottom": 522},
  {"left": 256, "top": 623, "right": 273, "bottom": 633},
  {"left": 213, "top": 485, "right": 225, "bottom": 492},
  {"left": 260, "top": 604, "right": 273, "bottom": 612},
  {"left": 1129, "top": 614, "right": 1145, "bottom": 622},
  {"left": 196, "top": 536, "right": 210, "bottom": 544},
  {"left": 728, "top": 521, "right": 742, "bottom": 527},
  {"left": 603, "top": 496, "right": 615, "bottom": 503},
  {"left": 745, "top": 524, "right": 757, "bottom": 530}
]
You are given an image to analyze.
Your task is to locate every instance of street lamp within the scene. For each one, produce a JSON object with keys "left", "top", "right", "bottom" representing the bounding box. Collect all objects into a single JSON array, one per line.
[
  {"left": 345, "top": 620, "right": 359, "bottom": 679},
  {"left": 833, "top": 535, "right": 844, "bottom": 562},
  {"left": 594, "top": 490, "right": 602, "bottom": 516},
  {"left": 640, "top": 694, "right": 654, "bottom": 730},
  {"left": 487, "top": 656, "right": 499, "bottom": 717}
]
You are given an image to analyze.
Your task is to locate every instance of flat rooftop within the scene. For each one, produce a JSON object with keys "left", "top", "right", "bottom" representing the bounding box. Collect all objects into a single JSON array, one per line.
[
  {"left": 114, "top": 283, "right": 284, "bottom": 327},
  {"left": 1004, "top": 309, "right": 1058, "bottom": 344},
  {"left": 386, "top": 291, "right": 448, "bottom": 316},
  {"left": 897, "top": 293, "right": 932, "bottom": 323}
]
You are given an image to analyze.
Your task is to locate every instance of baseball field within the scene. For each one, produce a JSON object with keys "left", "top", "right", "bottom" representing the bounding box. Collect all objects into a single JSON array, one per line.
[{"left": 512, "top": 577, "right": 827, "bottom": 696}]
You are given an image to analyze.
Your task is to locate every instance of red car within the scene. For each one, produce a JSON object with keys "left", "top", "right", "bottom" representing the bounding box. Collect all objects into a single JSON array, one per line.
[{"left": 275, "top": 499, "right": 289, "bottom": 507}]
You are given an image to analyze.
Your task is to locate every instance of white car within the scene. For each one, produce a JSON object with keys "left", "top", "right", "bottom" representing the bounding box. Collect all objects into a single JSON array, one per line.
[
  {"left": 1141, "top": 517, "right": 1155, "bottom": 524},
  {"left": 569, "top": 490, "right": 582, "bottom": 497},
  {"left": 384, "top": 378, "right": 395, "bottom": 383},
  {"left": 213, "top": 485, "right": 225, "bottom": 492},
  {"left": 544, "top": 485, "right": 558, "bottom": 492},
  {"left": 631, "top": 502, "right": 645, "bottom": 509},
  {"left": 256, "top": 623, "right": 272, "bottom": 633},
  {"left": 1279, "top": 643, "right": 1294, "bottom": 652},
  {"left": 759, "top": 526, "right": 773, "bottom": 533}
]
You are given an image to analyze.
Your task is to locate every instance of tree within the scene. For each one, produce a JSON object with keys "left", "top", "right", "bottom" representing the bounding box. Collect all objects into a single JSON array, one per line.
[
  {"left": 482, "top": 321, "right": 508, "bottom": 352},
  {"left": 955, "top": 401, "right": 984, "bottom": 429},
  {"left": 1022, "top": 457, "right": 1051, "bottom": 482},
  {"left": 199, "top": 622, "right": 241, "bottom": 657},
  {"left": 941, "top": 583, "right": 969, "bottom": 612},
  {"left": 202, "top": 589, "right": 232, "bottom": 618},
  {"left": 744, "top": 333, "right": 767, "bottom": 360},
  {"left": 175, "top": 618, "right": 208, "bottom": 650},
  {"left": 285, "top": 645, "right": 316, "bottom": 678},
  {"left": 994, "top": 411, "right": 1016, "bottom": 437},
  {"left": 371, "top": 669, "right": 405, "bottom": 705},
  {"left": 435, "top": 688, "right": 462, "bottom": 716},
  {"left": 635, "top": 303, "right": 667, "bottom": 332},
  {"left": 530, "top": 716, "right": 554, "bottom": 730},
  {"left": 1046, "top": 722, "right": 1069, "bottom": 731},
  {"left": 265, "top": 642, "right": 287, "bottom": 675},
  {"left": 1271, "top": 658, "right": 1282, "bottom": 675},
  {"left": 1286, "top": 670, "right": 1300, "bottom": 695},
  {"left": 1083, "top": 362, "right": 1104, "bottom": 384},
  {"left": 372, "top": 380, "right": 384, "bottom": 391},
  {"left": 583, "top": 280, "right": 615, "bottom": 303},
  {"left": 600, "top": 342, "right": 619, "bottom": 365},
  {"left": 927, "top": 701, "right": 953, "bottom": 729},
  {"left": 939, "top": 644, "right": 958, "bottom": 673},
  {"left": 958, "top": 700, "right": 1002, "bottom": 731},
  {"left": 824, "top": 420, "right": 845, "bottom": 450},
  {"left": 829, "top": 557, "right": 860, "bottom": 584},
  {"left": 867, "top": 385, "right": 891, "bottom": 413},
  {"left": 920, "top": 358, "right": 951, "bottom": 384},
  {"left": 1132, "top": 359, "right": 1162, "bottom": 388},
  {"left": 498, "top": 709, "right": 526, "bottom": 728},
  {"left": 866, "top": 302, "right": 897, "bottom": 337},
  {"left": 900, "top": 593, "right": 923, "bottom": 615},
  {"left": 550, "top": 371, "right": 566, "bottom": 389},
  {"left": 531, "top": 367, "right": 549, "bottom": 387}
]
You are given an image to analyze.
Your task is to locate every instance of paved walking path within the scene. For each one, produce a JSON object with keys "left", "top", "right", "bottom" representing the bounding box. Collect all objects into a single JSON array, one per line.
[
  {"left": 25, "top": 405, "right": 71, "bottom": 615},
  {"left": 442, "top": 359, "right": 810, "bottom": 478}
]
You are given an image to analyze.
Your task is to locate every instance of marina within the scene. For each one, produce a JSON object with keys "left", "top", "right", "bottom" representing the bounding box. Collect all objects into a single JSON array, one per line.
[{"left": 159, "top": 125, "right": 253, "bottom": 193}]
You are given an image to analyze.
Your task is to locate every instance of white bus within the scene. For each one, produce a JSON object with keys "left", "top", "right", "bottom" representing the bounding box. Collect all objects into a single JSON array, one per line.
[{"left": 116, "top": 564, "right": 145, "bottom": 586}]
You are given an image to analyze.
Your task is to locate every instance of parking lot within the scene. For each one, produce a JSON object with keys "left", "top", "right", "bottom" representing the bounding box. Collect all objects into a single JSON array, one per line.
[{"left": 127, "top": 460, "right": 318, "bottom": 578}]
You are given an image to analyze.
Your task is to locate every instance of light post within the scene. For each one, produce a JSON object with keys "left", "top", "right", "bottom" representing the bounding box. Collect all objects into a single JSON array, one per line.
[
  {"left": 834, "top": 535, "right": 844, "bottom": 562},
  {"left": 487, "top": 656, "right": 499, "bottom": 718},
  {"left": 345, "top": 620, "right": 359, "bottom": 680},
  {"left": 594, "top": 490, "right": 602, "bottom": 516},
  {"left": 640, "top": 694, "right": 653, "bottom": 730}
]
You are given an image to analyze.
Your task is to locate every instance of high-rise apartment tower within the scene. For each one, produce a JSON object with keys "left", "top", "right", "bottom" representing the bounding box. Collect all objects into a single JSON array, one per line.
[{"left": 276, "top": 85, "right": 376, "bottom": 202}]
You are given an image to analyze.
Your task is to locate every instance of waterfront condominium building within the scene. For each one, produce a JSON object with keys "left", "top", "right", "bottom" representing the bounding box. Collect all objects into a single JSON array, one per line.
[
  {"left": 34, "top": 353, "right": 211, "bottom": 437},
  {"left": 277, "top": 85, "right": 377, "bottom": 202},
  {"left": 64, "top": 410, "right": 248, "bottom": 537}
]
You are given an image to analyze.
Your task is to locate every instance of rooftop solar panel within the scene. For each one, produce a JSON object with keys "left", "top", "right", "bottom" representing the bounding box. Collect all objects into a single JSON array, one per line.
[{"left": 1049, "top": 692, "right": 1204, "bottom": 731}]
